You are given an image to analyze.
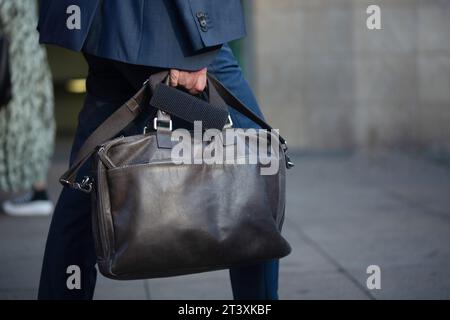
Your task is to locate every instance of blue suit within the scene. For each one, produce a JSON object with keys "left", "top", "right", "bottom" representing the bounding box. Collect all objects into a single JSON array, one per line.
[
  {"left": 38, "top": 1, "right": 279, "bottom": 300},
  {"left": 38, "top": 0, "right": 246, "bottom": 70}
]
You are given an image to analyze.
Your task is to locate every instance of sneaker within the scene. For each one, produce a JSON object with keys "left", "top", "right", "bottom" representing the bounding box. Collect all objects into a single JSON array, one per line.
[{"left": 2, "top": 189, "right": 53, "bottom": 217}]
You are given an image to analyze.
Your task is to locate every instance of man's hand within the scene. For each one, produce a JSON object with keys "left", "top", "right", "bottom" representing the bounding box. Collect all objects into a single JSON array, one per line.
[{"left": 169, "top": 68, "right": 207, "bottom": 95}]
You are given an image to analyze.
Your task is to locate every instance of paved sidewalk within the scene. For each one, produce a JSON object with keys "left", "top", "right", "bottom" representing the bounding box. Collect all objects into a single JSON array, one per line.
[{"left": 1, "top": 147, "right": 450, "bottom": 299}]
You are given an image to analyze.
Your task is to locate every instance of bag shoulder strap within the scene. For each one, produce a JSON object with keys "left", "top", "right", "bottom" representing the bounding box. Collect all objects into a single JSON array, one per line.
[
  {"left": 59, "top": 72, "right": 166, "bottom": 189},
  {"left": 60, "top": 71, "right": 291, "bottom": 190},
  {"left": 208, "top": 74, "right": 287, "bottom": 146}
]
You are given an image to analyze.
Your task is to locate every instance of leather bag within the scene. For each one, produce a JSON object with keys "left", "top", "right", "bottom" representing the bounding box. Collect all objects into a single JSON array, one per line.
[{"left": 60, "top": 71, "right": 294, "bottom": 280}]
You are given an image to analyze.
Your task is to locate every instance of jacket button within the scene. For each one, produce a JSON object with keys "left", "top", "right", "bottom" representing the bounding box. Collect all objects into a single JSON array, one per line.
[{"left": 196, "top": 13, "right": 208, "bottom": 32}]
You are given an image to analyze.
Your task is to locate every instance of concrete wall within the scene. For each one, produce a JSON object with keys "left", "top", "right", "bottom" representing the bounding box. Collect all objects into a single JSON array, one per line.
[{"left": 248, "top": 0, "right": 450, "bottom": 152}]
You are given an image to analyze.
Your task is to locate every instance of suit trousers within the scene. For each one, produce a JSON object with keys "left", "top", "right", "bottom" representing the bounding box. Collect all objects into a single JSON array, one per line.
[{"left": 38, "top": 45, "right": 280, "bottom": 300}]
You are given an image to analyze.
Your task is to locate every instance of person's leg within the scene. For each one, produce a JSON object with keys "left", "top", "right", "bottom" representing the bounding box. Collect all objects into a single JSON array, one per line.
[
  {"left": 207, "top": 44, "right": 265, "bottom": 129},
  {"left": 208, "top": 44, "right": 281, "bottom": 300},
  {"left": 37, "top": 94, "right": 112, "bottom": 299},
  {"left": 38, "top": 55, "right": 147, "bottom": 299},
  {"left": 228, "top": 260, "right": 280, "bottom": 300},
  {"left": 37, "top": 178, "right": 96, "bottom": 299}
]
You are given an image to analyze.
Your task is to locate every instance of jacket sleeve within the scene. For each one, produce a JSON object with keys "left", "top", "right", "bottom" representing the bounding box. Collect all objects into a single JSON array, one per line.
[
  {"left": 37, "top": 0, "right": 100, "bottom": 51},
  {"left": 173, "top": 0, "right": 246, "bottom": 52}
]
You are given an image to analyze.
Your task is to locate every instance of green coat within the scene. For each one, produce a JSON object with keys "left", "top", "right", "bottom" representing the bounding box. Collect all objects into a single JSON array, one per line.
[{"left": 0, "top": 0, "right": 55, "bottom": 191}]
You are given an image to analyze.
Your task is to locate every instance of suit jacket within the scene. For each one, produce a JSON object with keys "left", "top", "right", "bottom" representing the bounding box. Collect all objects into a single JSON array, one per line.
[{"left": 37, "top": 0, "right": 246, "bottom": 70}]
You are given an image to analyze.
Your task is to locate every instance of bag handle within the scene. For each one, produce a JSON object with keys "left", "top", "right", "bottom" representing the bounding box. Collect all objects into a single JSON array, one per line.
[
  {"left": 149, "top": 82, "right": 231, "bottom": 130},
  {"left": 60, "top": 71, "right": 292, "bottom": 191}
]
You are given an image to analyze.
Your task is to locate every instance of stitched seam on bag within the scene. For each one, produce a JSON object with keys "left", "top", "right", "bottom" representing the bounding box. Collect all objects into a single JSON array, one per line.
[{"left": 106, "top": 158, "right": 259, "bottom": 174}]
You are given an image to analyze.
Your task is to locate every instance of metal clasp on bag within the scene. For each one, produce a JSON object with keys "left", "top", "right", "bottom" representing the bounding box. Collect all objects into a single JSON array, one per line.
[
  {"left": 143, "top": 111, "right": 173, "bottom": 134},
  {"left": 224, "top": 115, "right": 233, "bottom": 129},
  {"left": 145, "top": 113, "right": 231, "bottom": 133},
  {"left": 153, "top": 116, "right": 172, "bottom": 131},
  {"left": 152, "top": 110, "right": 172, "bottom": 131},
  {"left": 281, "top": 141, "right": 295, "bottom": 169},
  {"left": 73, "top": 176, "right": 93, "bottom": 193},
  {"left": 143, "top": 75, "right": 170, "bottom": 87}
]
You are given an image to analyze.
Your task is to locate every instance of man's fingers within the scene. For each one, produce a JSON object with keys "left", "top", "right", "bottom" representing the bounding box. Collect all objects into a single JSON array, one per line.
[
  {"left": 185, "top": 75, "right": 197, "bottom": 90},
  {"left": 170, "top": 68, "right": 207, "bottom": 94},
  {"left": 189, "top": 68, "right": 207, "bottom": 94},
  {"left": 177, "top": 72, "right": 188, "bottom": 87},
  {"left": 194, "top": 74, "right": 207, "bottom": 93},
  {"left": 169, "top": 69, "right": 179, "bottom": 87},
  {"left": 189, "top": 78, "right": 199, "bottom": 91},
  {"left": 189, "top": 88, "right": 200, "bottom": 95}
]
